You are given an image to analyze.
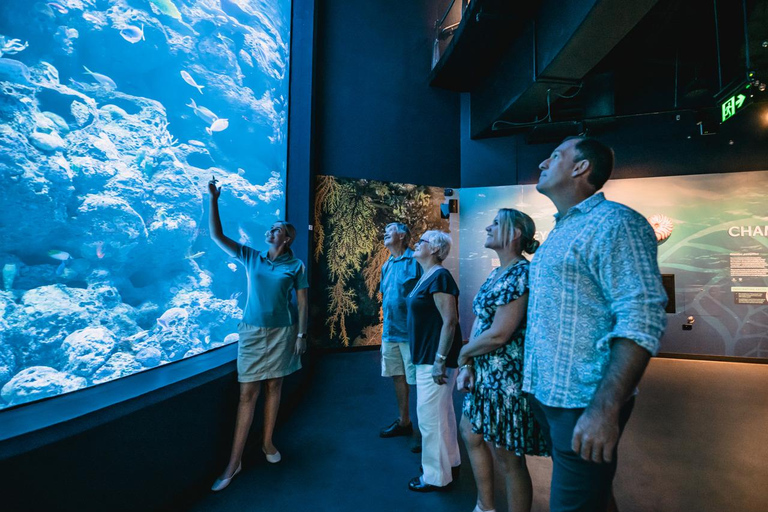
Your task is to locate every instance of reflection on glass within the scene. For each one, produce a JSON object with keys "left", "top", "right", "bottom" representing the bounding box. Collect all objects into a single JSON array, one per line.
[{"left": 0, "top": 0, "right": 291, "bottom": 408}]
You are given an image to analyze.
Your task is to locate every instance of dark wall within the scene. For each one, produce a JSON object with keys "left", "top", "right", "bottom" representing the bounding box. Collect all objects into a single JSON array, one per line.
[
  {"left": 461, "top": 93, "right": 768, "bottom": 188},
  {"left": 314, "top": 0, "right": 461, "bottom": 187},
  {"left": 286, "top": 0, "right": 316, "bottom": 265}
]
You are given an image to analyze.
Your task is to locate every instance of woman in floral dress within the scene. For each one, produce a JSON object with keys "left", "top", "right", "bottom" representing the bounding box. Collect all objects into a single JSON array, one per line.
[{"left": 456, "top": 209, "right": 549, "bottom": 512}]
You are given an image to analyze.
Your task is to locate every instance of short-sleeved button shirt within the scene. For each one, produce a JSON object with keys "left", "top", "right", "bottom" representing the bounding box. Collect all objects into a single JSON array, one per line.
[
  {"left": 380, "top": 248, "right": 422, "bottom": 343},
  {"left": 236, "top": 244, "right": 309, "bottom": 328},
  {"left": 406, "top": 267, "right": 462, "bottom": 367}
]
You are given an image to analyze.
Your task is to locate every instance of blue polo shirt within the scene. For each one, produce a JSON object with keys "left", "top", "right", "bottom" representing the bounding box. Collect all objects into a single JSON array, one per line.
[
  {"left": 380, "top": 248, "right": 422, "bottom": 343},
  {"left": 236, "top": 244, "right": 309, "bottom": 328}
]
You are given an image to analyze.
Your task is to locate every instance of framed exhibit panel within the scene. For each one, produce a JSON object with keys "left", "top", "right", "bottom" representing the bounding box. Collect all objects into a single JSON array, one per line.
[{"left": 459, "top": 170, "right": 768, "bottom": 361}]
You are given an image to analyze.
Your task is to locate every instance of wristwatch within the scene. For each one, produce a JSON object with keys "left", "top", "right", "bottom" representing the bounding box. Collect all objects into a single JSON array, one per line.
[
  {"left": 435, "top": 353, "right": 447, "bottom": 362},
  {"left": 297, "top": 333, "right": 307, "bottom": 339}
]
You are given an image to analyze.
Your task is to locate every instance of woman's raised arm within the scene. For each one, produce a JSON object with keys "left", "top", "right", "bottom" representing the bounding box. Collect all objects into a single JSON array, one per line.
[{"left": 208, "top": 178, "right": 239, "bottom": 258}]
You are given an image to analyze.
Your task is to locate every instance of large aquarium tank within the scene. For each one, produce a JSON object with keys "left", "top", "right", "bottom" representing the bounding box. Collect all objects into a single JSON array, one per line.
[{"left": 0, "top": 0, "right": 291, "bottom": 409}]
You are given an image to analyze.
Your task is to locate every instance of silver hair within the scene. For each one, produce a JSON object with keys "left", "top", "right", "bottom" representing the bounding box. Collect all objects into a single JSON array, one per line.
[
  {"left": 385, "top": 222, "right": 411, "bottom": 245},
  {"left": 421, "top": 230, "right": 452, "bottom": 262}
]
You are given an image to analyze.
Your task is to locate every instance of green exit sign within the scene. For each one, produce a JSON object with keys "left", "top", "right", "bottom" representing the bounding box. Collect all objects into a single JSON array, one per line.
[{"left": 719, "top": 76, "right": 755, "bottom": 123}]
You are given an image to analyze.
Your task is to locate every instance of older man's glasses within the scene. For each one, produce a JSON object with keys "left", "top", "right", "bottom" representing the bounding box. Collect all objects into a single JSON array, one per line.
[{"left": 415, "top": 239, "right": 429, "bottom": 246}]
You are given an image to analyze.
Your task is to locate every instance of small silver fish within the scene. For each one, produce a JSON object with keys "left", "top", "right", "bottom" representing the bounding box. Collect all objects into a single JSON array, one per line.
[
  {"left": 34, "top": 2, "right": 55, "bottom": 16},
  {"left": 47, "top": 2, "right": 68, "bottom": 14},
  {"left": 48, "top": 249, "right": 71, "bottom": 261},
  {"left": 227, "top": 262, "right": 238, "bottom": 272},
  {"left": 180, "top": 70, "right": 204, "bottom": 94},
  {"left": 82, "top": 13, "right": 101, "bottom": 24},
  {"left": 188, "top": 139, "right": 206, "bottom": 147},
  {"left": 185, "top": 251, "right": 205, "bottom": 259},
  {"left": 186, "top": 98, "right": 217, "bottom": 124},
  {"left": 205, "top": 118, "right": 229, "bottom": 135},
  {"left": 83, "top": 65, "right": 116, "bottom": 89},
  {"left": 120, "top": 24, "right": 145, "bottom": 44}
]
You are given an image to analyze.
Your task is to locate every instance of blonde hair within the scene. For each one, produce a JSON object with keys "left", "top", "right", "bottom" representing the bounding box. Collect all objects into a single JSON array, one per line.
[
  {"left": 496, "top": 209, "right": 539, "bottom": 254},
  {"left": 421, "top": 230, "right": 452, "bottom": 262}
]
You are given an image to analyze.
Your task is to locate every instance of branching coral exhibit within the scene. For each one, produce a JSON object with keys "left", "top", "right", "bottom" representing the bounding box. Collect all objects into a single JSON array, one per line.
[
  {"left": 0, "top": 0, "right": 291, "bottom": 408},
  {"left": 312, "top": 176, "right": 448, "bottom": 348}
]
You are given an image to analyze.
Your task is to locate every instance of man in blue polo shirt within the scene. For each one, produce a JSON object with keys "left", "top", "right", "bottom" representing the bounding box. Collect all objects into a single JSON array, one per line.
[
  {"left": 379, "top": 222, "right": 422, "bottom": 446},
  {"left": 524, "top": 137, "right": 668, "bottom": 511}
]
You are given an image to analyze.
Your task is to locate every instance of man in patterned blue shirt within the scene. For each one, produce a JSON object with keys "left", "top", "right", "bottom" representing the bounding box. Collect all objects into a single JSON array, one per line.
[
  {"left": 379, "top": 222, "right": 422, "bottom": 445},
  {"left": 524, "top": 137, "right": 668, "bottom": 511}
]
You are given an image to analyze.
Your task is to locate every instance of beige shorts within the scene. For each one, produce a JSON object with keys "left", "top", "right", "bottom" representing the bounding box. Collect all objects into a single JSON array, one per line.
[
  {"left": 381, "top": 341, "right": 416, "bottom": 385},
  {"left": 237, "top": 323, "right": 301, "bottom": 382}
]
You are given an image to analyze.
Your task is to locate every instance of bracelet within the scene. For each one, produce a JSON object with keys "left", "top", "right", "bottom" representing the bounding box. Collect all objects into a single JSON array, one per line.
[
  {"left": 459, "top": 364, "right": 474, "bottom": 371},
  {"left": 435, "top": 353, "right": 447, "bottom": 362},
  {"left": 297, "top": 333, "right": 307, "bottom": 339}
]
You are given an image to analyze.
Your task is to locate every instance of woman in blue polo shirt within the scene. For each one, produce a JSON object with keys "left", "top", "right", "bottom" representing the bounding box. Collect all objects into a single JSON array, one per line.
[{"left": 207, "top": 179, "right": 309, "bottom": 492}]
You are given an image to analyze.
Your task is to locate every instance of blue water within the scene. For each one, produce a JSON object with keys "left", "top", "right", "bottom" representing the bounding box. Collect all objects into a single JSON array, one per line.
[{"left": 0, "top": 0, "right": 291, "bottom": 408}]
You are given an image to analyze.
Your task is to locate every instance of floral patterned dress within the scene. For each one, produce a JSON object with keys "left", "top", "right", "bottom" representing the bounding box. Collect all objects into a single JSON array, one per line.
[{"left": 462, "top": 260, "right": 549, "bottom": 456}]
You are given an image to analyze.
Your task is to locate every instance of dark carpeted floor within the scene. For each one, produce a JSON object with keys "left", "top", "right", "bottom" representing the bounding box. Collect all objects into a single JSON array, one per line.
[{"left": 186, "top": 351, "right": 768, "bottom": 512}]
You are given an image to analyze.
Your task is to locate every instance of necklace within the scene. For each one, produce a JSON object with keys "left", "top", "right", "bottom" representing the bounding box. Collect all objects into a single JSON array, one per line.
[{"left": 409, "top": 265, "right": 443, "bottom": 297}]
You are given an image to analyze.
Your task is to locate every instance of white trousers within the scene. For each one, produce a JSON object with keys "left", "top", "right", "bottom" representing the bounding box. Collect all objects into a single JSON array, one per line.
[{"left": 416, "top": 364, "right": 461, "bottom": 486}]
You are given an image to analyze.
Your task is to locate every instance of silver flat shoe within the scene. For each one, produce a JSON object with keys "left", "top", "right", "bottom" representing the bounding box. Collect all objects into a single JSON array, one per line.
[
  {"left": 263, "top": 448, "right": 282, "bottom": 464},
  {"left": 211, "top": 463, "right": 241, "bottom": 492}
]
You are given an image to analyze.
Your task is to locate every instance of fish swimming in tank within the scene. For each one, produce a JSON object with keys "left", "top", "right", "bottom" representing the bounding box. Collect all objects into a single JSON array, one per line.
[
  {"left": 206, "top": 118, "right": 229, "bottom": 135},
  {"left": 180, "top": 70, "right": 204, "bottom": 94},
  {"left": 186, "top": 98, "right": 218, "bottom": 125},
  {"left": 227, "top": 262, "right": 238, "bottom": 272},
  {"left": 148, "top": 0, "right": 182, "bottom": 21},
  {"left": 156, "top": 307, "right": 189, "bottom": 330},
  {"left": 119, "top": 24, "right": 145, "bottom": 44},
  {"left": 83, "top": 65, "right": 116, "bottom": 89},
  {"left": 48, "top": 249, "right": 72, "bottom": 276},
  {"left": 82, "top": 12, "right": 103, "bottom": 25},
  {"left": 47, "top": 2, "right": 69, "bottom": 15}
]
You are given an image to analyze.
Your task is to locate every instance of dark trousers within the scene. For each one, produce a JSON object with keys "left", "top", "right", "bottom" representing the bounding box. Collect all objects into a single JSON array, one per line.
[{"left": 530, "top": 396, "right": 635, "bottom": 512}]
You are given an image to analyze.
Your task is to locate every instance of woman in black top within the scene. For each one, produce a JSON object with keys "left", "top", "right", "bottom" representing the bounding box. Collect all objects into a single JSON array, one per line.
[{"left": 406, "top": 230, "right": 462, "bottom": 492}]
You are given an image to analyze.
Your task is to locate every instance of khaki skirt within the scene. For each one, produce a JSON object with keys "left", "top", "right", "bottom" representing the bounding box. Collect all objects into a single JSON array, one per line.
[{"left": 237, "top": 323, "right": 301, "bottom": 382}]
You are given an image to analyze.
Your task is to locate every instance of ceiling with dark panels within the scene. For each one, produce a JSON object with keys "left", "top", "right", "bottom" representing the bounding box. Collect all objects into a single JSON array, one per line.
[{"left": 555, "top": 0, "right": 767, "bottom": 119}]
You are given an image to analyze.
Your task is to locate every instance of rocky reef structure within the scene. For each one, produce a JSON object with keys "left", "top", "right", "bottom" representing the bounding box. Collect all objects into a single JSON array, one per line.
[{"left": 0, "top": 0, "right": 291, "bottom": 408}]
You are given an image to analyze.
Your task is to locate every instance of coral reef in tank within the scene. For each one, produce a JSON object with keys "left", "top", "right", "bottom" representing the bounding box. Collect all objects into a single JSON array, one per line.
[
  {"left": 312, "top": 176, "right": 448, "bottom": 348},
  {"left": 0, "top": 0, "right": 290, "bottom": 408}
]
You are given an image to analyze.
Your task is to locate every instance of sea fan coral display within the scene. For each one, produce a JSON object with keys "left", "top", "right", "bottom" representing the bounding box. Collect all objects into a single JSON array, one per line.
[{"left": 312, "top": 176, "right": 447, "bottom": 348}]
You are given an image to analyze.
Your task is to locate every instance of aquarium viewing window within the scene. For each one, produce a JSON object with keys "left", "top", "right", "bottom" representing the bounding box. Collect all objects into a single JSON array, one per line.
[{"left": 0, "top": 0, "right": 292, "bottom": 410}]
